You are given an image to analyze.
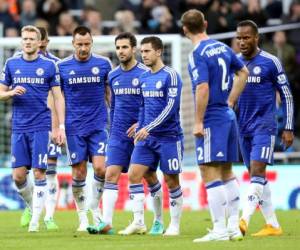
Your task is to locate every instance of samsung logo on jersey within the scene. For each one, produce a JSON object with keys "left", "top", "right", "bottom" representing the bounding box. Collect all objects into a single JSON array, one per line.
[
  {"left": 247, "top": 76, "right": 261, "bottom": 83},
  {"left": 13, "top": 77, "right": 45, "bottom": 84},
  {"left": 143, "top": 90, "right": 164, "bottom": 98},
  {"left": 68, "top": 76, "right": 100, "bottom": 84},
  {"left": 114, "top": 88, "right": 141, "bottom": 95},
  {"left": 205, "top": 46, "right": 226, "bottom": 57}
]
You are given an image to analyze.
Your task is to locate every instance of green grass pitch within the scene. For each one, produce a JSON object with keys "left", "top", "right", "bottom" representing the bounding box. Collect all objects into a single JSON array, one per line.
[{"left": 0, "top": 210, "right": 299, "bottom": 250}]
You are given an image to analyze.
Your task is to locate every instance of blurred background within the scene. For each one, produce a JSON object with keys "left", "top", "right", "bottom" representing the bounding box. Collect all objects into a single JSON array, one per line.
[{"left": 0, "top": 0, "right": 300, "bottom": 211}]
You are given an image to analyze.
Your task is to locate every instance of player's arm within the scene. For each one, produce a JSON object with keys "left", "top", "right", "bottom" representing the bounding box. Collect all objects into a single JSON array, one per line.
[
  {"left": 51, "top": 86, "right": 66, "bottom": 146},
  {"left": 227, "top": 65, "right": 248, "bottom": 108},
  {"left": 47, "top": 92, "right": 60, "bottom": 142},
  {"left": 105, "top": 84, "right": 111, "bottom": 108},
  {"left": 135, "top": 72, "right": 181, "bottom": 141},
  {"left": 189, "top": 52, "right": 210, "bottom": 137},
  {"left": 0, "top": 84, "right": 26, "bottom": 101},
  {"left": 274, "top": 67, "right": 294, "bottom": 149},
  {"left": 0, "top": 61, "right": 26, "bottom": 101},
  {"left": 194, "top": 83, "right": 209, "bottom": 137},
  {"left": 108, "top": 78, "right": 115, "bottom": 132}
]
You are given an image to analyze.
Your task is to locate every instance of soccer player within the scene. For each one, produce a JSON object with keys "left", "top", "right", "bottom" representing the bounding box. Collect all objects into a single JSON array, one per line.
[
  {"left": 57, "top": 26, "right": 112, "bottom": 231},
  {"left": 39, "top": 26, "right": 61, "bottom": 230},
  {"left": 181, "top": 9, "right": 249, "bottom": 242},
  {"left": 0, "top": 25, "right": 65, "bottom": 232},
  {"left": 236, "top": 20, "right": 294, "bottom": 237},
  {"left": 118, "top": 36, "right": 184, "bottom": 236},
  {"left": 17, "top": 27, "right": 62, "bottom": 230},
  {"left": 87, "top": 32, "right": 164, "bottom": 235}
]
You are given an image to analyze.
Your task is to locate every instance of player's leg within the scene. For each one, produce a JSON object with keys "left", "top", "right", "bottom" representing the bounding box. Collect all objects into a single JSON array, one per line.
[
  {"left": 222, "top": 120, "right": 242, "bottom": 241},
  {"left": 29, "top": 131, "right": 49, "bottom": 232},
  {"left": 221, "top": 164, "right": 242, "bottom": 241},
  {"left": 67, "top": 134, "right": 89, "bottom": 231},
  {"left": 118, "top": 140, "right": 156, "bottom": 235},
  {"left": 11, "top": 133, "right": 33, "bottom": 228},
  {"left": 240, "top": 134, "right": 279, "bottom": 236},
  {"left": 247, "top": 135, "right": 281, "bottom": 236},
  {"left": 158, "top": 139, "right": 184, "bottom": 236},
  {"left": 99, "top": 139, "right": 133, "bottom": 234},
  {"left": 144, "top": 171, "right": 164, "bottom": 235},
  {"left": 88, "top": 130, "right": 108, "bottom": 225},
  {"left": 193, "top": 126, "right": 229, "bottom": 242},
  {"left": 44, "top": 143, "right": 61, "bottom": 230}
]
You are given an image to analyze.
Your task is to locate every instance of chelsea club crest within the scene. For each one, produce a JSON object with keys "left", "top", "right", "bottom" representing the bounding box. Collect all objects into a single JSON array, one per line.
[
  {"left": 132, "top": 78, "right": 139, "bottom": 86},
  {"left": 92, "top": 67, "right": 100, "bottom": 75},
  {"left": 36, "top": 68, "right": 44, "bottom": 76}
]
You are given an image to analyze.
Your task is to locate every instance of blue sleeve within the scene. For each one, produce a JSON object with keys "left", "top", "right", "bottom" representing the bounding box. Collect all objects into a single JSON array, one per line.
[
  {"left": 272, "top": 61, "right": 294, "bottom": 131},
  {"left": 144, "top": 71, "right": 182, "bottom": 132},
  {"left": 49, "top": 62, "right": 60, "bottom": 88},
  {"left": 0, "top": 60, "right": 12, "bottom": 87},
  {"left": 108, "top": 76, "right": 115, "bottom": 130},
  {"left": 190, "top": 51, "right": 209, "bottom": 86},
  {"left": 136, "top": 99, "right": 145, "bottom": 132}
]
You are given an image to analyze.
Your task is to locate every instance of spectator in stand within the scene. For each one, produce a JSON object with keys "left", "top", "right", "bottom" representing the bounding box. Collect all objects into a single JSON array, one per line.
[
  {"left": 283, "top": 0, "right": 300, "bottom": 56},
  {"left": 206, "top": 0, "right": 228, "bottom": 34},
  {"left": 179, "top": 0, "right": 210, "bottom": 14},
  {"left": 141, "top": 5, "right": 179, "bottom": 34},
  {"left": 110, "top": 9, "right": 138, "bottom": 35},
  {"left": 242, "top": 0, "right": 268, "bottom": 27},
  {"left": 226, "top": 0, "right": 246, "bottom": 31},
  {"left": 0, "top": 0, "right": 19, "bottom": 33},
  {"left": 82, "top": 7, "right": 109, "bottom": 36},
  {"left": 56, "top": 11, "right": 78, "bottom": 36},
  {"left": 37, "top": 0, "right": 68, "bottom": 35},
  {"left": 20, "top": 0, "right": 37, "bottom": 27},
  {"left": 139, "top": 0, "right": 163, "bottom": 33},
  {"left": 265, "top": 0, "right": 283, "bottom": 19}
]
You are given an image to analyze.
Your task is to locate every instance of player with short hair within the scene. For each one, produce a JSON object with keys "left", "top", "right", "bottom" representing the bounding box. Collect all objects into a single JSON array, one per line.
[
  {"left": 236, "top": 20, "right": 294, "bottom": 237},
  {"left": 87, "top": 32, "right": 164, "bottom": 235},
  {"left": 57, "top": 26, "right": 112, "bottom": 231},
  {"left": 0, "top": 25, "right": 65, "bottom": 232},
  {"left": 118, "top": 36, "right": 184, "bottom": 236},
  {"left": 181, "top": 9, "right": 249, "bottom": 242},
  {"left": 16, "top": 26, "right": 62, "bottom": 230}
]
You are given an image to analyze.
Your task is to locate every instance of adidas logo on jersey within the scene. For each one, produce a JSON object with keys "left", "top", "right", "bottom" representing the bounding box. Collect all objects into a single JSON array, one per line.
[
  {"left": 216, "top": 151, "right": 224, "bottom": 157},
  {"left": 15, "top": 69, "right": 21, "bottom": 74},
  {"left": 69, "top": 70, "right": 75, "bottom": 75},
  {"left": 113, "top": 81, "right": 119, "bottom": 86}
]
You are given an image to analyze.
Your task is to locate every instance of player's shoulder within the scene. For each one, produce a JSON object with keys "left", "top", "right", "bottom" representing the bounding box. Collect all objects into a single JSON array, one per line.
[
  {"left": 108, "top": 65, "right": 121, "bottom": 79},
  {"left": 163, "top": 66, "right": 181, "bottom": 84},
  {"left": 136, "top": 62, "right": 149, "bottom": 73},
  {"left": 196, "top": 39, "right": 227, "bottom": 55},
  {"left": 46, "top": 51, "right": 60, "bottom": 62},
  {"left": 259, "top": 50, "right": 283, "bottom": 72},
  {"left": 56, "top": 55, "right": 73, "bottom": 66},
  {"left": 6, "top": 53, "right": 22, "bottom": 65},
  {"left": 39, "top": 54, "right": 57, "bottom": 66},
  {"left": 92, "top": 53, "right": 112, "bottom": 67}
]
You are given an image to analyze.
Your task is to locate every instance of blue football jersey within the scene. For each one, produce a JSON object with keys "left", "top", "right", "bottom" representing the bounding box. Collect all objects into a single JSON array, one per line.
[
  {"left": 0, "top": 54, "right": 60, "bottom": 132},
  {"left": 139, "top": 65, "right": 183, "bottom": 138},
  {"left": 108, "top": 62, "right": 148, "bottom": 140},
  {"left": 188, "top": 39, "right": 244, "bottom": 121},
  {"left": 237, "top": 50, "right": 294, "bottom": 136},
  {"left": 58, "top": 53, "right": 112, "bottom": 136}
]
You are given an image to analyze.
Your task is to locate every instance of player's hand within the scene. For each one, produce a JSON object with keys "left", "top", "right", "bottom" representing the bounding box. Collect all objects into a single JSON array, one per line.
[
  {"left": 281, "top": 130, "right": 294, "bottom": 149},
  {"left": 134, "top": 127, "right": 149, "bottom": 143},
  {"left": 51, "top": 127, "right": 60, "bottom": 142},
  {"left": 11, "top": 86, "right": 26, "bottom": 96},
  {"left": 193, "top": 122, "right": 204, "bottom": 137},
  {"left": 127, "top": 123, "right": 138, "bottom": 138},
  {"left": 55, "top": 127, "right": 66, "bottom": 146}
]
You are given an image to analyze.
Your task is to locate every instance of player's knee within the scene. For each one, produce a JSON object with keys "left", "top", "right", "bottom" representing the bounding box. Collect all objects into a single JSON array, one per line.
[
  {"left": 94, "top": 166, "right": 106, "bottom": 178},
  {"left": 32, "top": 168, "right": 46, "bottom": 180},
  {"left": 164, "top": 174, "right": 179, "bottom": 189},
  {"left": 105, "top": 169, "right": 120, "bottom": 183},
  {"left": 13, "top": 174, "right": 26, "bottom": 187}
]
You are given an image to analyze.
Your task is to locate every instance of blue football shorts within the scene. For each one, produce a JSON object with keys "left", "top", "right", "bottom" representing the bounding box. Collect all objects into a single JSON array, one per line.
[
  {"left": 130, "top": 136, "right": 184, "bottom": 174},
  {"left": 11, "top": 131, "right": 50, "bottom": 169},
  {"left": 195, "top": 119, "right": 239, "bottom": 165},
  {"left": 239, "top": 134, "right": 276, "bottom": 168},
  {"left": 106, "top": 137, "right": 135, "bottom": 173},
  {"left": 66, "top": 130, "right": 108, "bottom": 165}
]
